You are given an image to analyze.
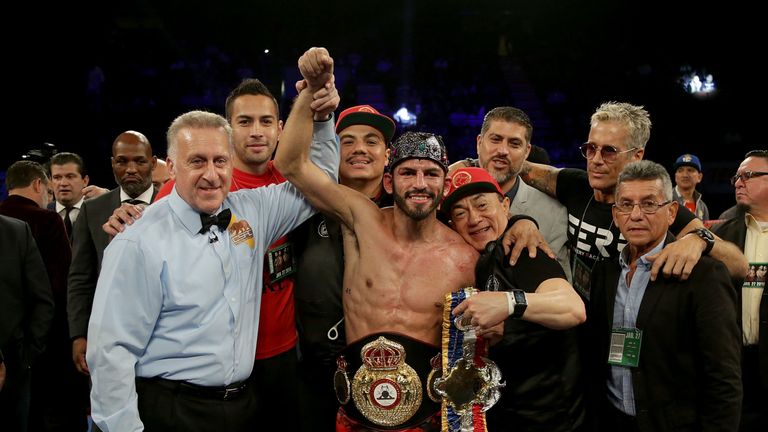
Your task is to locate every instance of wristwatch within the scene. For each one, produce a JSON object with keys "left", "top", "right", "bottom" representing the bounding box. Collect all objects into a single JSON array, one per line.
[
  {"left": 508, "top": 289, "right": 528, "bottom": 319},
  {"left": 692, "top": 228, "right": 715, "bottom": 255}
]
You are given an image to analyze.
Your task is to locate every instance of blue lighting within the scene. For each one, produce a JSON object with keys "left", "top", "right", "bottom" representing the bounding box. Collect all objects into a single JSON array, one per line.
[{"left": 393, "top": 106, "right": 418, "bottom": 127}]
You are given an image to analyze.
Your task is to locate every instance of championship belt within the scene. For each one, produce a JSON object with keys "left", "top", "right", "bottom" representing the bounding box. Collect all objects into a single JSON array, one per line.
[
  {"left": 435, "top": 287, "right": 503, "bottom": 432},
  {"left": 334, "top": 333, "right": 441, "bottom": 429},
  {"left": 352, "top": 336, "right": 422, "bottom": 426}
]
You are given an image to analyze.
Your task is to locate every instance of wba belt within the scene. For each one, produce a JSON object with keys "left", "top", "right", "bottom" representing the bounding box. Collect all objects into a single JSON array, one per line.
[
  {"left": 434, "top": 288, "right": 503, "bottom": 432},
  {"left": 334, "top": 332, "right": 441, "bottom": 429}
]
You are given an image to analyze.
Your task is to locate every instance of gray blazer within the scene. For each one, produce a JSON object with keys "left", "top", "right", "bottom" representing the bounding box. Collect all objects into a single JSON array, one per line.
[
  {"left": 510, "top": 179, "right": 571, "bottom": 280},
  {"left": 67, "top": 187, "right": 157, "bottom": 338}
]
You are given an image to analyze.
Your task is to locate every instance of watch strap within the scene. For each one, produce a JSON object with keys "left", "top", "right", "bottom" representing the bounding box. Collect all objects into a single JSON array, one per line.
[
  {"left": 694, "top": 228, "right": 715, "bottom": 255},
  {"left": 510, "top": 289, "right": 527, "bottom": 318}
]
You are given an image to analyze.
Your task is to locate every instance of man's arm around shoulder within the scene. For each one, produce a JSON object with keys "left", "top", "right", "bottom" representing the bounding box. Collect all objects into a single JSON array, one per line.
[
  {"left": 655, "top": 218, "right": 750, "bottom": 280},
  {"left": 520, "top": 160, "right": 561, "bottom": 199}
]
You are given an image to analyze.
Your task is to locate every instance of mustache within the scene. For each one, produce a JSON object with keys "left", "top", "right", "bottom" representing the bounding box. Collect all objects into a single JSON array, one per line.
[{"left": 405, "top": 188, "right": 436, "bottom": 199}]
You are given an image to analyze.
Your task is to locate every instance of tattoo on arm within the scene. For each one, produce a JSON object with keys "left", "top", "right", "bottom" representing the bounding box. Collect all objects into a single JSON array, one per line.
[
  {"left": 519, "top": 162, "right": 532, "bottom": 178},
  {"left": 520, "top": 162, "right": 557, "bottom": 197},
  {"left": 527, "top": 170, "right": 558, "bottom": 197}
]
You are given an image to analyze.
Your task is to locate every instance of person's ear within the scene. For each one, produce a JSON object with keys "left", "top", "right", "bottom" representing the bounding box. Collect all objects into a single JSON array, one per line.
[{"left": 383, "top": 173, "right": 393, "bottom": 194}]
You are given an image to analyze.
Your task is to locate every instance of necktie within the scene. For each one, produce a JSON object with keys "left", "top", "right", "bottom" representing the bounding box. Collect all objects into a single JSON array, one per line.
[
  {"left": 198, "top": 209, "right": 232, "bottom": 234},
  {"left": 63, "top": 206, "right": 74, "bottom": 237},
  {"left": 123, "top": 199, "right": 145, "bottom": 205}
]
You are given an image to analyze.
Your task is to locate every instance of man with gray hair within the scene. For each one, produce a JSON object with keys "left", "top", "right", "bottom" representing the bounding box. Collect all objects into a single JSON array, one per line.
[
  {"left": 587, "top": 160, "right": 741, "bottom": 431},
  {"left": 521, "top": 102, "right": 746, "bottom": 297},
  {"left": 86, "top": 50, "right": 339, "bottom": 431}
]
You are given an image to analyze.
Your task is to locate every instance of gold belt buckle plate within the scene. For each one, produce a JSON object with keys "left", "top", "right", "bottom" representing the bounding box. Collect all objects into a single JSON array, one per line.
[{"left": 351, "top": 336, "right": 423, "bottom": 427}]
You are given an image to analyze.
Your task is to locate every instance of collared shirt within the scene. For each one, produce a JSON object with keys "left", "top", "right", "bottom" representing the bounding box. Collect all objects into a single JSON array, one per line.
[
  {"left": 120, "top": 185, "right": 154, "bottom": 205},
  {"left": 86, "top": 127, "right": 339, "bottom": 431},
  {"left": 743, "top": 213, "right": 768, "bottom": 345},
  {"left": 56, "top": 196, "right": 85, "bottom": 224},
  {"left": 607, "top": 236, "right": 666, "bottom": 416}
]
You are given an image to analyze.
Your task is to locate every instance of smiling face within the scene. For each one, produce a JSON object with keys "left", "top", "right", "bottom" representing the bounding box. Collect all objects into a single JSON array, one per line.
[
  {"left": 613, "top": 179, "right": 677, "bottom": 259},
  {"left": 476, "top": 120, "right": 530, "bottom": 191},
  {"left": 385, "top": 158, "right": 449, "bottom": 221},
  {"left": 586, "top": 120, "right": 644, "bottom": 202},
  {"left": 449, "top": 192, "right": 510, "bottom": 251},
  {"left": 230, "top": 94, "right": 282, "bottom": 173},
  {"left": 168, "top": 127, "right": 233, "bottom": 214},
  {"left": 338, "top": 124, "right": 389, "bottom": 186}
]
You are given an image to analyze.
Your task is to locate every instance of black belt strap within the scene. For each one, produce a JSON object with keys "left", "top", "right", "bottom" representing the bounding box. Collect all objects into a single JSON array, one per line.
[{"left": 137, "top": 377, "right": 248, "bottom": 401}]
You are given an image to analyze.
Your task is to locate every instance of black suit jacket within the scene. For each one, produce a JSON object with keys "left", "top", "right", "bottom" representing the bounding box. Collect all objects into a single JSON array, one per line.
[
  {"left": 588, "top": 234, "right": 742, "bottom": 432},
  {"left": 0, "top": 196, "right": 72, "bottom": 357},
  {"left": 0, "top": 214, "right": 55, "bottom": 368},
  {"left": 713, "top": 213, "right": 768, "bottom": 391},
  {"left": 67, "top": 187, "right": 157, "bottom": 339}
]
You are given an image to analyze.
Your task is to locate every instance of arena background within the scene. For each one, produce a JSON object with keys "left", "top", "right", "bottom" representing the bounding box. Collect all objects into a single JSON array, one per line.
[{"left": 2, "top": 0, "right": 760, "bottom": 216}]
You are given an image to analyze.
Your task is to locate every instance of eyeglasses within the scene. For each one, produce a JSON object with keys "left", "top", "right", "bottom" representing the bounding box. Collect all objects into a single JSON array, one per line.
[
  {"left": 730, "top": 170, "right": 768, "bottom": 186},
  {"left": 613, "top": 200, "right": 672, "bottom": 214},
  {"left": 580, "top": 143, "right": 636, "bottom": 162}
]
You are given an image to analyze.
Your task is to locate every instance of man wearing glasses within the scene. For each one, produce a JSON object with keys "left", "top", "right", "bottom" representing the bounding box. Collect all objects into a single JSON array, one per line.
[
  {"left": 520, "top": 102, "right": 747, "bottom": 298},
  {"left": 712, "top": 149, "right": 768, "bottom": 431},
  {"left": 587, "top": 160, "right": 741, "bottom": 431}
]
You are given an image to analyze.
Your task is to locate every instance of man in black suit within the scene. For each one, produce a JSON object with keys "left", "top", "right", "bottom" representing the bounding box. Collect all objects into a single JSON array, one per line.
[
  {"left": 0, "top": 214, "right": 55, "bottom": 431},
  {"left": 47, "top": 152, "right": 109, "bottom": 239},
  {"left": 0, "top": 160, "right": 90, "bottom": 430},
  {"left": 68, "top": 131, "right": 157, "bottom": 375},
  {"left": 712, "top": 149, "right": 768, "bottom": 431},
  {"left": 588, "top": 161, "right": 742, "bottom": 431}
]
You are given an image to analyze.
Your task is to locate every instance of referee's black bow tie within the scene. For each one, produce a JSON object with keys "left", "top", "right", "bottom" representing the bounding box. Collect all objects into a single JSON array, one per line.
[{"left": 199, "top": 209, "right": 232, "bottom": 234}]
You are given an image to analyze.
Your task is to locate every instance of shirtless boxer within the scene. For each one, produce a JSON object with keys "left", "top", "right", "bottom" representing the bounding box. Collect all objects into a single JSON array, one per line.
[{"left": 275, "top": 48, "right": 478, "bottom": 431}]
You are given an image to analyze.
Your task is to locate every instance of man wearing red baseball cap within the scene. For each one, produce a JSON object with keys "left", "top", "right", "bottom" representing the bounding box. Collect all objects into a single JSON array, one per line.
[
  {"left": 449, "top": 107, "right": 571, "bottom": 279},
  {"left": 335, "top": 105, "right": 396, "bottom": 198},
  {"left": 444, "top": 166, "right": 586, "bottom": 432}
]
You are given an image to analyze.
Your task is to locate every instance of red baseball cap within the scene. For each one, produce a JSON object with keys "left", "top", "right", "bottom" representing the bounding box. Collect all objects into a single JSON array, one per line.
[
  {"left": 335, "top": 105, "right": 396, "bottom": 143},
  {"left": 442, "top": 167, "right": 504, "bottom": 214}
]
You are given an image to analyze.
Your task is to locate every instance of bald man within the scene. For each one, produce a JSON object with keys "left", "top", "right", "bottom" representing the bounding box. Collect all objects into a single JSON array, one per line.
[
  {"left": 152, "top": 159, "right": 170, "bottom": 190},
  {"left": 68, "top": 131, "right": 158, "bottom": 375}
]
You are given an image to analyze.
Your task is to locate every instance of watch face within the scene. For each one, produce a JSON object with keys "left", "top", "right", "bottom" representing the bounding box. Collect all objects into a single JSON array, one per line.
[
  {"left": 512, "top": 290, "right": 527, "bottom": 306},
  {"left": 698, "top": 228, "right": 714, "bottom": 241}
]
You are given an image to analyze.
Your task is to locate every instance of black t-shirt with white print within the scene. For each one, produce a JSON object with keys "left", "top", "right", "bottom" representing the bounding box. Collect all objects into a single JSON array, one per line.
[{"left": 556, "top": 168, "right": 695, "bottom": 298}]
